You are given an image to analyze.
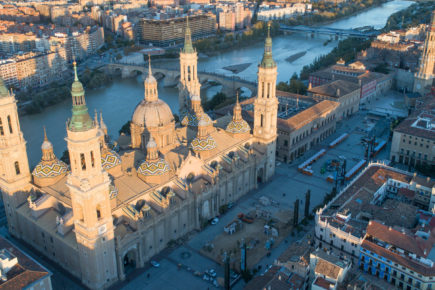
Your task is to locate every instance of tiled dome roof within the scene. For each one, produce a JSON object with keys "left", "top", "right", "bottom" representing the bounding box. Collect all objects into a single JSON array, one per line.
[
  {"left": 101, "top": 149, "right": 121, "bottom": 170},
  {"left": 190, "top": 134, "right": 217, "bottom": 151},
  {"left": 32, "top": 160, "right": 68, "bottom": 179},
  {"left": 226, "top": 119, "right": 250, "bottom": 134},
  {"left": 137, "top": 159, "right": 170, "bottom": 176},
  {"left": 181, "top": 111, "right": 212, "bottom": 127}
]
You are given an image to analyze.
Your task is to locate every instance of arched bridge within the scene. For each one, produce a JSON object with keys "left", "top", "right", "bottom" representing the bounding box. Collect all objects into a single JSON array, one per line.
[
  {"left": 279, "top": 24, "right": 379, "bottom": 38},
  {"left": 105, "top": 62, "right": 257, "bottom": 97}
]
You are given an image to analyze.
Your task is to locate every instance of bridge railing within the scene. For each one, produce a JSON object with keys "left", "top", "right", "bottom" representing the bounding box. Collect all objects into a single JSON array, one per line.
[{"left": 108, "top": 62, "right": 257, "bottom": 85}]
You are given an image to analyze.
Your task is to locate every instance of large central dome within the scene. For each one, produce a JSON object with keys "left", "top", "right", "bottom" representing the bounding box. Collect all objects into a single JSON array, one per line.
[{"left": 132, "top": 99, "right": 174, "bottom": 128}]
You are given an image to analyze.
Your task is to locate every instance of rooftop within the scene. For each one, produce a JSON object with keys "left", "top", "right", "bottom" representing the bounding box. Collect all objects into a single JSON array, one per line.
[{"left": 0, "top": 237, "right": 51, "bottom": 289}]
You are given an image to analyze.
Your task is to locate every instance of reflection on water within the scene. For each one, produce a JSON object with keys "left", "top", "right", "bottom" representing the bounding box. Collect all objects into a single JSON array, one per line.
[{"left": 19, "top": 0, "right": 413, "bottom": 166}]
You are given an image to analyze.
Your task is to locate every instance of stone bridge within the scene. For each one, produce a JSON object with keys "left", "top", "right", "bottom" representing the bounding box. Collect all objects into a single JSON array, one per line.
[{"left": 105, "top": 62, "right": 257, "bottom": 97}]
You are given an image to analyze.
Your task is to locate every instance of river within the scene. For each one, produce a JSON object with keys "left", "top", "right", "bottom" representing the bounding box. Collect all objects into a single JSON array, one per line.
[{"left": 20, "top": 0, "right": 413, "bottom": 166}]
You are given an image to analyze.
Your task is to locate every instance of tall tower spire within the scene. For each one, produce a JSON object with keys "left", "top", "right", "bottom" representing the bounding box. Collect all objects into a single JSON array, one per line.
[
  {"left": 65, "top": 64, "right": 117, "bottom": 288},
  {"left": 0, "top": 77, "right": 31, "bottom": 238},
  {"left": 253, "top": 21, "right": 278, "bottom": 182},
  {"left": 145, "top": 55, "right": 158, "bottom": 102},
  {"left": 260, "top": 22, "right": 276, "bottom": 69},
  {"left": 413, "top": 10, "right": 435, "bottom": 95},
  {"left": 178, "top": 15, "right": 201, "bottom": 113},
  {"left": 69, "top": 61, "right": 93, "bottom": 132},
  {"left": 183, "top": 16, "right": 194, "bottom": 54}
]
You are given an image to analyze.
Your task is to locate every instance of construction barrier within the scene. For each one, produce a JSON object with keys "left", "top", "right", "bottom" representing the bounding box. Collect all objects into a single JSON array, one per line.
[
  {"left": 329, "top": 133, "right": 349, "bottom": 148},
  {"left": 345, "top": 159, "right": 367, "bottom": 180}
]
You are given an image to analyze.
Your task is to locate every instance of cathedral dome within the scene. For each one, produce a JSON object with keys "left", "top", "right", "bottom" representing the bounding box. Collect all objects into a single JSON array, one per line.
[
  {"left": 181, "top": 111, "right": 212, "bottom": 127},
  {"left": 132, "top": 99, "right": 174, "bottom": 128},
  {"left": 226, "top": 119, "right": 250, "bottom": 134},
  {"left": 190, "top": 134, "right": 217, "bottom": 151},
  {"left": 32, "top": 160, "right": 68, "bottom": 179},
  {"left": 137, "top": 158, "right": 170, "bottom": 176},
  {"left": 33, "top": 129, "right": 68, "bottom": 181}
]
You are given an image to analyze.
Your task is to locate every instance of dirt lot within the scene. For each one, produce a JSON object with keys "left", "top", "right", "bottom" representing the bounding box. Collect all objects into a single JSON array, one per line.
[{"left": 200, "top": 210, "right": 294, "bottom": 271}]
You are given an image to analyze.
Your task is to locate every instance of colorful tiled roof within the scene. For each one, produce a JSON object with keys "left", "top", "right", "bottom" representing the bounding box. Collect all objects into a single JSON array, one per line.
[
  {"left": 226, "top": 119, "right": 250, "bottom": 134},
  {"left": 32, "top": 160, "right": 67, "bottom": 178},
  {"left": 190, "top": 134, "right": 217, "bottom": 151},
  {"left": 137, "top": 159, "right": 170, "bottom": 176},
  {"left": 101, "top": 149, "right": 121, "bottom": 170}
]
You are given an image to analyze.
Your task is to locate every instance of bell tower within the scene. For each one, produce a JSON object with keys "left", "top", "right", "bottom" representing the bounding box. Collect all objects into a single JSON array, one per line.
[
  {"left": 65, "top": 63, "right": 117, "bottom": 289},
  {"left": 253, "top": 23, "right": 278, "bottom": 181},
  {"left": 178, "top": 16, "right": 201, "bottom": 113},
  {"left": 413, "top": 11, "right": 435, "bottom": 95},
  {"left": 0, "top": 78, "right": 30, "bottom": 238}
]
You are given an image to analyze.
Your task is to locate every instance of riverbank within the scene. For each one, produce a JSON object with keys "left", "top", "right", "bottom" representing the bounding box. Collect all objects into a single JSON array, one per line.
[
  {"left": 285, "top": 0, "right": 389, "bottom": 27},
  {"left": 18, "top": 68, "right": 112, "bottom": 115}
]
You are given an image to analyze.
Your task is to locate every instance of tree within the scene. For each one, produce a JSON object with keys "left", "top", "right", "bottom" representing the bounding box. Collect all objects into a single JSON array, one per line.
[
  {"left": 304, "top": 190, "right": 311, "bottom": 218},
  {"left": 60, "top": 150, "right": 70, "bottom": 165},
  {"left": 119, "top": 121, "right": 131, "bottom": 135},
  {"left": 293, "top": 199, "right": 299, "bottom": 226}
]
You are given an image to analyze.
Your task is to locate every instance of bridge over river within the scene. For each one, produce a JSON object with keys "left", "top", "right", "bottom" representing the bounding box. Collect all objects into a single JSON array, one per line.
[
  {"left": 105, "top": 62, "right": 258, "bottom": 97},
  {"left": 279, "top": 24, "right": 380, "bottom": 38}
]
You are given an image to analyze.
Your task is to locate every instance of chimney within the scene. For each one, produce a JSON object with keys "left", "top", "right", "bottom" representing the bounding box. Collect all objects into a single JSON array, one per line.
[
  {"left": 427, "top": 177, "right": 430, "bottom": 183},
  {"left": 358, "top": 79, "right": 362, "bottom": 87},
  {"left": 336, "top": 88, "right": 340, "bottom": 97},
  {"left": 332, "top": 74, "right": 335, "bottom": 80}
]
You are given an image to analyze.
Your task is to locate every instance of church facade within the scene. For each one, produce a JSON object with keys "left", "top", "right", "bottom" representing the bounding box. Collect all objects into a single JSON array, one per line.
[{"left": 0, "top": 24, "right": 279, "bottom": 289}]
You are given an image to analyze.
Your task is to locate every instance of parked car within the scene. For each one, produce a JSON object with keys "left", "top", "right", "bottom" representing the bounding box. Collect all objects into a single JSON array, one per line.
[
  {"left": 211, "top": 217, "right": 219, "bottom": 225},
  {"left": 227, "top": 202, "right": 234, "bottom": 209},
  {"left": 203, "top": 274, "right": 210, "bottom": 281},
  {"left": 150, "top": 260, "right": 160, "bottom": 268}
]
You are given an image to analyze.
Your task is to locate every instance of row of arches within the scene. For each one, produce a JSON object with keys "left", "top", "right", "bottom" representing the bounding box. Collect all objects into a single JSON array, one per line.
[{"left": 0, "top": 115, "right": 13, "bottom": 136}]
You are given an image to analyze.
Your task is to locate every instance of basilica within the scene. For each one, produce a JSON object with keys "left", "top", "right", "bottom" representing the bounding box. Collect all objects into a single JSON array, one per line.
[{"left": 0, "top": 23, "right": 278, "bottom": 289}]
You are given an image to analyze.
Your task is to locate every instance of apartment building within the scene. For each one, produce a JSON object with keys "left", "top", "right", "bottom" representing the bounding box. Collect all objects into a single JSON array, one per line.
[
  {"left": 360, "top": 220, "right": 435, "bottom": 290},
  {"left": 218, "top": 3, "right": 251, "bottom": 31},
  {"left": 0, "top": 49, "right": 67, "bottom": 89},
  {"left": 137, "top": 14, "right": 216, "bottom": 47},
  {"left": 315, "top": 163, "right": 434, "bottom": 262},
  {"left": 390, "top": 97, "right": 435, "bottom": 171},
  {"left": 50, "top": 26, "right": 104, "bottom": 61}
]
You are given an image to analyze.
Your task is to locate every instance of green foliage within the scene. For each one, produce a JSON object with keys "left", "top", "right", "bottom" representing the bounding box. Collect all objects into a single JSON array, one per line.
[
  {"left": 383, "top": 1, "right": 435, "bottom": 32},
  {"left": 60, "top": 150, "right": 70, "bottom": 165},
  {"left": 194, "top": 21, "right": 280, "bottom": 54},
  {"left": 285, "top": 0, "right": 388, "bottom": 26},
  {"left": 300, "top": 37, "right": 371, "bottom": 80},
  {"left": 241, "top": 270, "right": 253, "bottom": 282},
  {"left": 277, "top": 73, "right": 307, "bottom": 94},
  {"left": 373, "top": 63, "right": 390, "bottom": 74},
  {"left": 203, "top": 92, "right": 228, "bottom": 111},
  {"left": 219, "top": 204, "right": 229, "bottom": 215},
  {"left": 119, "top": 121, "right": 131, "bottom": 135}
]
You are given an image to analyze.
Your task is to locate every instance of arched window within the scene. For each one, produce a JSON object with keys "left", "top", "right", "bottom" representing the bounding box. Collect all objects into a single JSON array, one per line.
[
  {"left": 96, "top": 205, "right": 101, "bottom": 220},
  {"left": 14, "top": 161, "right": 20, "bottom": 175},
  {"left": 0, "top": 118, "right": 3, "bottom": 136},
  {"left": 90, "top": 151, "right": 95, "bottom": 168},
  {"left": 260, "top": 114, "right": 264, "bottom": 127},
  {"left": 7, "top": 115, "right": 12, "bottom": 134},
  {"left": 80, "top": 153, "right": 86, "bottom": 170}
]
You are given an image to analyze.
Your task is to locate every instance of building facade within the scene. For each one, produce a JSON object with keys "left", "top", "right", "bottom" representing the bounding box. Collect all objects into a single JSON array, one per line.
[
  {"left": 0, "top": 28, "right": 278, "bottom": 289},
  {"left": 390, "top": 97, "right": 435, "bottom": 172},
  {"left": 137, "top": 14, "right": 216, "bottom": 47}
]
